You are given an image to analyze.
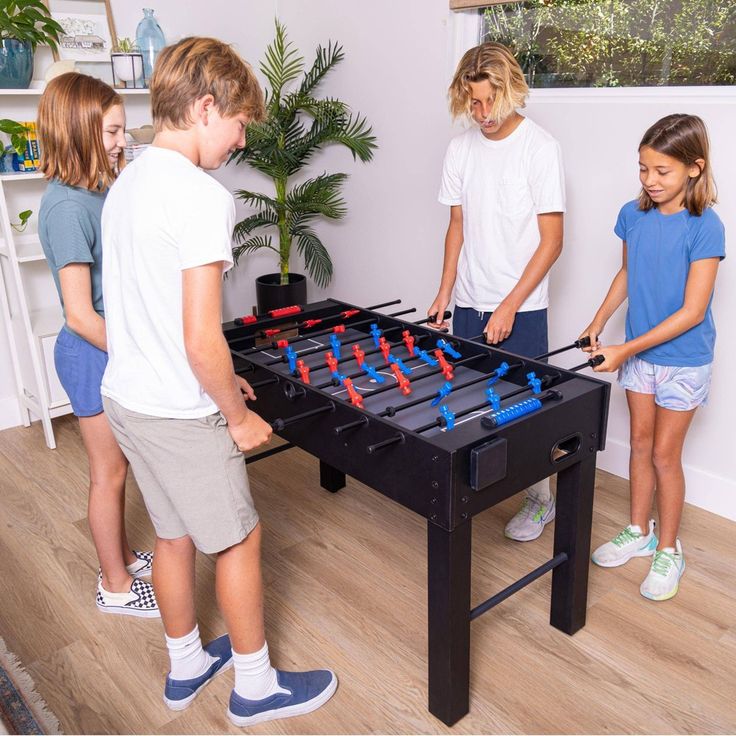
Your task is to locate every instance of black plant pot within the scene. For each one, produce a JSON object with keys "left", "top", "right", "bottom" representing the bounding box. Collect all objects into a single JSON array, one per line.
[{"left": 255, "top": 273, "right": 307, "bottom": 314}]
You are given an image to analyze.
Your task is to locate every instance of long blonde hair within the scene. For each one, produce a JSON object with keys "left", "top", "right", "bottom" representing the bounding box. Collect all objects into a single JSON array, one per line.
[
  {"left": 638, "top": 114, "right": 717, "bottom": 217},
  {"left": 448, "top": 42, "right": 528, "bottom": 121},
  {"left": 38, "top": 72, "right": 123, "bottom": 191}
]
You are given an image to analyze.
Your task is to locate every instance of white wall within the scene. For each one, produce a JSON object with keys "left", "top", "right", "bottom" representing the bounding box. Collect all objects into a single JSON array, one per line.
[
  {"left": 272, "top": 1, "right": 736, "bottom": 520},
  {"left": 1, "top": 1, "right": 734, "bottom": 520}
]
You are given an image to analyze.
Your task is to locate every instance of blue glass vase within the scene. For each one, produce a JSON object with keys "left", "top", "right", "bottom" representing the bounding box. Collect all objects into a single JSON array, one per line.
[
  {"left": 135, "top": 8, "right": 165, "bottom": 85},
  {"left": 0, "top": 39, "right": 34, "bottom": 89}
]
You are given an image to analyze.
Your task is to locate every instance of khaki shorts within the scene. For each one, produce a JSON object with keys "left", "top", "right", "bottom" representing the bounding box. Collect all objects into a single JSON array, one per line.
[{"left": 103, "top": 397, "right": 259, "bottom": 554}]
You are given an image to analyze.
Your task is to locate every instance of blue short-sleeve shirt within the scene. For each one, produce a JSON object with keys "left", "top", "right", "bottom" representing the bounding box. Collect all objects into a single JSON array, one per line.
[
  {"left": 614, "top": 199, "right": 725, "bottom": 367},
  {"left": 39, "top": 179, "right": 106, "bottom": 334}
]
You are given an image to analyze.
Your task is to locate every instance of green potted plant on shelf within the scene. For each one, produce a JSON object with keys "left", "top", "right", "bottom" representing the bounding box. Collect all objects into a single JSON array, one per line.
[
  {"left": 0, "top": 117, "right": 29, "bottom": 172},
  {"left": 231, "top": 20, "right": 377, "bottom": 312},
  {"left": 0, "top": 0, "right": 63, "bottom": 89},
  {"left": 110, "top": 36, "right": 144, "bottom": 89}
]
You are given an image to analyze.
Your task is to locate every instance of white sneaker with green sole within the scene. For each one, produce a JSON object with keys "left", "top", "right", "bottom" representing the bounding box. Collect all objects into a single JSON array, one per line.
[
  {"left": 640, "top": 539, "right": 685, "bottom": 601},
  {"left": 591, "top": 519, "right": 657, "bottom": 567},
  {"left": 504, "top": 495, "right": 555, "bottom": 542}
]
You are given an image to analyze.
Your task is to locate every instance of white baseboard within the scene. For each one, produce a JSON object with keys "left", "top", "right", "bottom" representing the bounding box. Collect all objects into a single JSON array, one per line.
[
  {"left": 599, "top": 438, "right": 736, "bottom": 522},
  {"left": 0, "top": 395, "right": 21, "bottom": 431}
]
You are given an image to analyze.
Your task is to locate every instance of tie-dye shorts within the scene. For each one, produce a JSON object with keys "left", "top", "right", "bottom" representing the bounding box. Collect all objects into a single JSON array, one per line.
[{"left": 618, "top": 356, "right": 712, "bottom": 411}]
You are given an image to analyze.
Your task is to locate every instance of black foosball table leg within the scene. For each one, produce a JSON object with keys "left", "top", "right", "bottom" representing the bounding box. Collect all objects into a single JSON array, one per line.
[
  {"left": 550, "top": 454, "right": 597, "bottom": 635},
  {"left": 319, "top": 460, "right": 346, "bottom": 493},
  {"left": 427, "top": 519, "right": 472, "bottom": 726}
]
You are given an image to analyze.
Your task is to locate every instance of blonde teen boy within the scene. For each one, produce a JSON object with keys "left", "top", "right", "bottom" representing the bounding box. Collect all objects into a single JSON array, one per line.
[
  {"left": 100, "top": 37, "right": 337, "bottom": 726},
  {"left": 428, "top": 43, "right": 566, "bottom": 543}
]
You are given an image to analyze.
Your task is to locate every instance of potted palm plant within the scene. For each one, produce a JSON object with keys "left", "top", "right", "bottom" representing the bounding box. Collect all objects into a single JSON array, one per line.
[
  {"left": 231, "top": 20, "right": 377, "bottom": 312},
  {"left": 0, "top": 0, "right": 63, "bottom": 88}
]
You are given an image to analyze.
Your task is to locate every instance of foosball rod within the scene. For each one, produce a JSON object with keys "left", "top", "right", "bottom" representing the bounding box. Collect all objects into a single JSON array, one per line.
[
  {"left": 463, "top": 335, "right": 593, "bottom": 361},
  {"left": 312, "top": 332, "right": 435, "bottom": 386},
  {"left": 413, "top": 355, "right": 604, "bottom": 434},
  {"left": 412, "top": 373, "right": 559, "bottom": 434},
  {"left": 232, "top": 307, "right": 416, "bottom": 355},
  {"left": 380, "top": 359, "right": 525, "bottom": 417},
  {"left": 331, "top": 357, "right": 522, "bottom": 435},
  {"left": 267, "top": 308, "right": 450, "bottom": 351},
  {"left": 263, "top": 311, "right": 419, "bottom": 366},
  {"left": 322, "top": 344, "right": 478, "bottom": 397}
]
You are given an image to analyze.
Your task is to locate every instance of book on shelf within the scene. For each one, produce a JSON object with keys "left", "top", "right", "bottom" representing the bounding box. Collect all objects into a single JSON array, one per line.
[{"left": 19, "top": 122, "right": 41, "bottom": 172}]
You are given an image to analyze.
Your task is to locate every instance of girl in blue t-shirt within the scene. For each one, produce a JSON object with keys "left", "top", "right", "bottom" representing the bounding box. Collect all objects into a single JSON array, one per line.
[
  {"left": 37, "top": 73, "right": 158, "bottom": 617},
  {"left": 580, "top": 114, "right": 725, "bottom": 602}
]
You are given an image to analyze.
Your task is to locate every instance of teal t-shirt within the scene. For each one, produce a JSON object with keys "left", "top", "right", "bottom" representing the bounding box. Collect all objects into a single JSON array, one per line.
[
  {"left": 614, "top": 200, "right": 726, "bottom": 367},
  {"left": 39, "top": 179, "right": 107, "bottom": 333}
]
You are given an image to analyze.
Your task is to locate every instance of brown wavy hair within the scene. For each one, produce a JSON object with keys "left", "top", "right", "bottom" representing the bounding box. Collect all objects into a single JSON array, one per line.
[
  {"left": 38, "top": 72, "right": 123, "bottom": 191},
  {"left": 638, "top": 114, "right": 717, "bottom": 217},
  {"left": 448, "top": 42, "right": 528, "bottom": 121},
  {"left": 150, "top": 37, "right": 265, "bottom": 131}
]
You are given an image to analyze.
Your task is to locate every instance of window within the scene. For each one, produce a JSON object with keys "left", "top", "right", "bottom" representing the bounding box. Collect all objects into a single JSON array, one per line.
[{"left": 480, "top": 1, "right": 736, "bottom": 88}]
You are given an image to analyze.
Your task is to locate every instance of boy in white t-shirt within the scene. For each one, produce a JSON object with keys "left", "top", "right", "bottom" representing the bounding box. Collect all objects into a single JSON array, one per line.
[
  {"left": 428, "top": 43, "right": 566, "bottom": 543},
  {"left": 101, "top": 37, "right": 337, "bottom": 727}
]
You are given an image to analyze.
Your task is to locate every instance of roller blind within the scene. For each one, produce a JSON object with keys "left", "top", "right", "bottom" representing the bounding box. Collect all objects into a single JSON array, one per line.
[{"left": 449, "top": 1, "right": 519, "bottom": 9}]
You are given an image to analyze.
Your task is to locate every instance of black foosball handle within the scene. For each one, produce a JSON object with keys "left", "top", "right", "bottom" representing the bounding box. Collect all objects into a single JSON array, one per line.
[
  {"left": 427, "top": 310, "right": 452, "bottom": 324},
  {"left": 569, "top": 354, "right": 605, "bottom": 372}
]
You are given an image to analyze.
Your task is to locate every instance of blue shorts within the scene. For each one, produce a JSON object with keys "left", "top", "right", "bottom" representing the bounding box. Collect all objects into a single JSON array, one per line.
[
  {"left": 54, "top": 326, "right": 108, "bottom": 417},
  {"left": 452, "top": 307, "right": 548, "bottom": 359},
  {"left": 618, "top": 356, "right": 712, "bottom": 411}
]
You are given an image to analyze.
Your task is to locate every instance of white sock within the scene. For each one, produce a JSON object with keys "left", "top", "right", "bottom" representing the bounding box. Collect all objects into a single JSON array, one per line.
[
  {"left": 165, "top": 625, "right": 216, "bottom": 681},
  {"left": 629, "top": 524, "right": 643, "bottom": 535},
  {"left": 233, "top": 642, "right": 288, "bottom": 701},
  {"left": 526, "top": 478, "right": 553, "bottom": 505}
]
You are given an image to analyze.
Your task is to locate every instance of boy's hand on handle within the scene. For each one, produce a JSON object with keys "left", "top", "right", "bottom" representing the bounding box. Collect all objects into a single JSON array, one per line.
[
  {"left": 579, "top": 323, "right": 603, "bottom": 353},
  {"left": 427, "top": 294, "right": 451, "bottom": 330},
  {"left": 228, "top": 409, "right": 272, "bottom": 452},
  {"left": 484, "top": 303, "right": 516, "bottom": 345},
  {"left": 236, "top": 374, "right": 256, "bottom": 401},
  {"left": 591, "top": 343, "right": 630, "bottom": 373}
]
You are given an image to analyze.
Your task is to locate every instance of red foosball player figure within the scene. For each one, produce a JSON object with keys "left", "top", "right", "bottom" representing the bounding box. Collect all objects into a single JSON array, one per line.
[
  {"left": 402, "top": 330, "right": 416, "bottom": 356},
  {"left": 343, "top": 377, "right": 364, "bottom": 408},
  {"left": 325, "top": 351, "right": 339, "bottom": 374},
  {"left": 352, "top": 343, "right": 366, "bottom": 368},
  {"left": 434, "top": 349, "right": 454, "bottom": 380},
  {"left": 296, "top": 359, "right": 310, "bottom": 384},
  {"left": 390, "top": 363, "right": 411, "bottom": 395},
  {"left": 379, "top": 337, "right": 391, "bottom": 364}
]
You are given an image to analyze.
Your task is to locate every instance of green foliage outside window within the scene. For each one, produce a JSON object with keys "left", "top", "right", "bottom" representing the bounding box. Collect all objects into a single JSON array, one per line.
[{"left": 482, "top": 0, "right": 736, "bottom": 88}]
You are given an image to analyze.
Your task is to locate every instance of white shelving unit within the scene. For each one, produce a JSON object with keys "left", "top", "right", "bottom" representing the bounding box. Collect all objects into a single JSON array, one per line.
[{"left": 0, "top": 85, "right": 150, "bottom": 448}]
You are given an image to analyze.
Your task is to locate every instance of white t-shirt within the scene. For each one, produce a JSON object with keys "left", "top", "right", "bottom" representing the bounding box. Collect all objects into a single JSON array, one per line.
[
  {"left": 101, "top": 146, "right": 234, "bottom": 418},
  {"left": 438, "top": 117, "right": 566, "bottom": 312}
]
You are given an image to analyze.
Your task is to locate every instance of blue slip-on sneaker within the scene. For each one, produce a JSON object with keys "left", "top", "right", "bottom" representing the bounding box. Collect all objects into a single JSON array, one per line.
[
  {"left": 163, "top": 634, "right": 234, "bottom": 711},
  {"left": 227, "top": 669, "right": 338, "bottom": 726}
]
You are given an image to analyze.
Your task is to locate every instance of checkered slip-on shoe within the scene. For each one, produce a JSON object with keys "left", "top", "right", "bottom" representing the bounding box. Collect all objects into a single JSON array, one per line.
[
  {"left": 96, "top": 578, "right": 160, "bottom": 618},
  {"left": 163, "top": 634, "right": 234, "bottom": 711},
  {"left": 228, "top": 669, "right": 338, "bottom": 726},
  {"left": 127, "top": 549, "right": 153, "bottom": 578},
  {"left": 97, "top": 550, "right": 153, "bottom": 582}
]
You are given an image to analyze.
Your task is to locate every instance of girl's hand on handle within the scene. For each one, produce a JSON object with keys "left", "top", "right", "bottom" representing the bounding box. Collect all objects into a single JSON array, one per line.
[
  {"left": 591, "top": 343, "right": 630, "bottom": 373},
  {"left": 427, "top": 295, "right": 450, "bottom": 330},
  {"left": 579, "top": 323, "right": 603, "bottom": 353}
]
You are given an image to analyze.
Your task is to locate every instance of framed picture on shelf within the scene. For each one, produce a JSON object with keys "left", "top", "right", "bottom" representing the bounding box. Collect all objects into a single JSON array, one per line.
[{"left": 45, "top": 0, "right": 118, "bottom": 64}]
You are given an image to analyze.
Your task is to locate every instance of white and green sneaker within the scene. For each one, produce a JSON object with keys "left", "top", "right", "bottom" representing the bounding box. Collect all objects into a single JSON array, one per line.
[
  {"left": 640, "top": 539, "right": 685, "bottom": 601},
  {"left": 591, "top": 519, "right": 657, "bottom": 567},
  {"left": 504, "top": 495, "right": 555, "bottom": 542}
]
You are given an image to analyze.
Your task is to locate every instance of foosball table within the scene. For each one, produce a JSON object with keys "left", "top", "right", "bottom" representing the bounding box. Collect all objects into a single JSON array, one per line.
[{"left": 224, "top": 298, "right": 610, "bottom": 726}]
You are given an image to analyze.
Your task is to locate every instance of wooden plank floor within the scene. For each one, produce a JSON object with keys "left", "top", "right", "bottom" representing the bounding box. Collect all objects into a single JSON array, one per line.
[{"left": 1, "top": 414, "right": 735, "bottom": 734}]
